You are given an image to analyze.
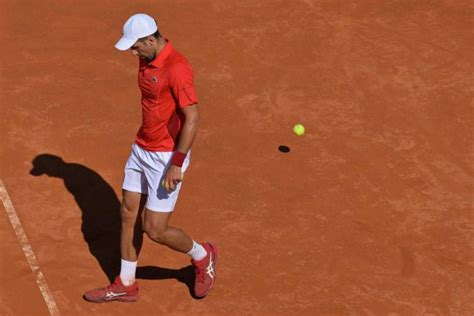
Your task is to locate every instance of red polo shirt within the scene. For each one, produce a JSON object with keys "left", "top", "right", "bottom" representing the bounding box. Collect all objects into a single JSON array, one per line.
[{"left": 135, "top": 40, "right": 198, "bottom": 151}]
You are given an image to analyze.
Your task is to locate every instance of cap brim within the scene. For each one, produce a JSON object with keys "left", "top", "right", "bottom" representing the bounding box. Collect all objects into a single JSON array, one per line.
[{"left": 115, "top": 36, "right": 136, "bottom": 51}]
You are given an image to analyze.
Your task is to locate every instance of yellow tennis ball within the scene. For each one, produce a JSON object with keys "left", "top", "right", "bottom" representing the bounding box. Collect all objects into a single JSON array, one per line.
[
  {"left": 293, "top": 124, "right": 305, "bottom": 136},
  {"left": 162, "top": 174, "right": 184, "bottom": 189},
  {"left": 162, "top": 180, "right": 175, "bottom": 190}
]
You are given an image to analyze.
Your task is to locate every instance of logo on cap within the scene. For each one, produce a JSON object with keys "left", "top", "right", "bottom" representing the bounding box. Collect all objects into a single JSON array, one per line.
[{"left": 151, "top": 76, "right": 158, "bottom": 83}]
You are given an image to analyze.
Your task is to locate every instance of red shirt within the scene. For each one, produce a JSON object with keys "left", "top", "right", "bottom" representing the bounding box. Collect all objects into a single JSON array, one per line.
[{"left": 135, "top": 40, "right": 198, "bottom": 151}]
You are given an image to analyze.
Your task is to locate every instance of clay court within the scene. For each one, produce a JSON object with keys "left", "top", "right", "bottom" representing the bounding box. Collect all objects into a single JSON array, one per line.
[{"left": 1, "top": 0, "right": 473, "bottom": 315}]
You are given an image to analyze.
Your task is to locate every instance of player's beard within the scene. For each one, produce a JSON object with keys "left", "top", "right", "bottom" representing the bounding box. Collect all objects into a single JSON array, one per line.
[{"left": 145, "top": 50, "right": 157, "bottom": 63}]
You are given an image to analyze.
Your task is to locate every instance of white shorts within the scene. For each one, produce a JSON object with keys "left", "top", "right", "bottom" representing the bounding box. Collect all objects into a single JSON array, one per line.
[{"left": 122, "top": 143, "right": 190, "bottom": 212}]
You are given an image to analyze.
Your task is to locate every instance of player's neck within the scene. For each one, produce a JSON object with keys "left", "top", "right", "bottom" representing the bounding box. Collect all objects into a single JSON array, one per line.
[{"left": 155, "top": 37, "right": 167, "bottom": 54}]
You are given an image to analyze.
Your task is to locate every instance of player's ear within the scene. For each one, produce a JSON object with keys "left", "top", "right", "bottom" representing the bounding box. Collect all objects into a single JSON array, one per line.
[{"left": 145, "top": 35, "right": 155, "bottom": 46}]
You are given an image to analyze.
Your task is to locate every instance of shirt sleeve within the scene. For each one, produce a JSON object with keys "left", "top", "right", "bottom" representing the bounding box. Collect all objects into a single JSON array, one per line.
[{"left": 168, "top": 62, "right": 198, "bottom": 108}]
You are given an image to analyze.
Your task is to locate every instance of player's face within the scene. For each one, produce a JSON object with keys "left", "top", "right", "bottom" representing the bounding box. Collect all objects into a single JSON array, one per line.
[{"left": 130, "top": 39, "right": 156, "bottom": 62}]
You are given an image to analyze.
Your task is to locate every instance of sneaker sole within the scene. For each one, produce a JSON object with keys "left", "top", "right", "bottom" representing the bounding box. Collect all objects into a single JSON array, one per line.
[{"left": 83, "top": 295, "right": 138, "bottom": 303}]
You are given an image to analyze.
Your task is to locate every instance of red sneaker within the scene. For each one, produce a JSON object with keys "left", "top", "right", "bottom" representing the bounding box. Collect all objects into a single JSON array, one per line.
[
  {"left": 192, "top": 242, "right": 218, "bottom": 298},
  {"left": 83, "top": 276, "right": 138, "bottom": 303}
]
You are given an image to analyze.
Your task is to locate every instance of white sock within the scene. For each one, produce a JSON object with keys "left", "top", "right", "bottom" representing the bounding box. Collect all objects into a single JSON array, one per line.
[
  {"left": 119, "top": 259, "right": 137, "bottom": 286},
  {"left": 187, "top": 241, "right": 207, "bottom": 261}
]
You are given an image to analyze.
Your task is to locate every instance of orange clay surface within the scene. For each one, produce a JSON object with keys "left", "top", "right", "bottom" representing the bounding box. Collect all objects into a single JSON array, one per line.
[{"left": 1, "top": 1, "right": 473, "bottom": 315}]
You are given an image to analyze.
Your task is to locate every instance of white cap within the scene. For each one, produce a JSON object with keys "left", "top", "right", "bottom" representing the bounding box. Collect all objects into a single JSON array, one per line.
[{"left": 115, "top": 13, "right": 158, "bottom": 51}]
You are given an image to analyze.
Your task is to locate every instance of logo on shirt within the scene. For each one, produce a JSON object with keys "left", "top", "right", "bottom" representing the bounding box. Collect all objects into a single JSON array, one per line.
[{"left": 151, "top": 76, "right": 158, "bottom": 83}]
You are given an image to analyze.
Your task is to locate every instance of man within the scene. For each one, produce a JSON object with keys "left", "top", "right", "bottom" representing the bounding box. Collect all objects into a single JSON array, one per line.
[{"left": 84, "top": 13, "right": 217, "bottom": 302}]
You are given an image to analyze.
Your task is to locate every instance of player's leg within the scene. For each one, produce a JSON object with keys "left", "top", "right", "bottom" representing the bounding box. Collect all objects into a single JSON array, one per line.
[
  {"left": 119, "top": 189, "right": 145, "bottom": 283},
  {"left": 143, "top": 150, "right": 218, "bottom": 298},
  {"left": 143, "top": 209, "right": 193, "bottom": 252},
  {"left": 120, "top": 190, "right": 146, "bottom": 261},
  {"left": 142, "top": 208, "right": 217, "bottom": 298},
  {"left": 117, "top": 146, "right": 149, "bottom": 288},
  {"left": 84, "top": 195, "right": 143, "bottom": 303},
  {"left": 83, "top": 145, "right": 146, "bottom": 303},
  {"left": 141, "top": 151, "right": 199, "bottom": 254}
]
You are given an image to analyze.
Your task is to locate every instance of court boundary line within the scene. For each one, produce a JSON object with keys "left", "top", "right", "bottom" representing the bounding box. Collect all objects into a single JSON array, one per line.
[{"left": 0, "top": 179, "right": 60, "bottom": 316}]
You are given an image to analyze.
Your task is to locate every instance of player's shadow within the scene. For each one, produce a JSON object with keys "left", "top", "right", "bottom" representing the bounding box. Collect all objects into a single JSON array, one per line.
[
  {"left": 136, "top": 265, "right": 198, "bottom": 299},
  {"left": 29, "top": 154, "right": 198, "bottom": 297},
  {"left": 29, "top": 153, "right": 145, "bottom": 282}
]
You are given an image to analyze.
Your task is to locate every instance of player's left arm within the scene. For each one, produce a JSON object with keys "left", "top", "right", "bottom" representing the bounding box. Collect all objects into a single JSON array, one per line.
[
  {"left": 176, "top": 104, "right": 200, "bottom": 154},
  {"left": 163, "top": 104, "right": 199, "bottom": 191}
]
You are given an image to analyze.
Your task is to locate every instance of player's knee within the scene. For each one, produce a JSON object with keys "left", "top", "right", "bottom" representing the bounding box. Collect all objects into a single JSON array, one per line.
[
  {"left": 120, "top": 203, "right": 136, "bottom": 224},
  {"left": 144, "top": 224, "right": 168, "bottom": 244}
]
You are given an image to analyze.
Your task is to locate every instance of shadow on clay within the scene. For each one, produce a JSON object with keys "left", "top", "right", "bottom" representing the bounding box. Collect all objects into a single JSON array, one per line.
[
  {"left": 28, "top": 154, "right": 147, "bottom": 283},
  {"left": 136, "top": 265, "right": 200, "bottom": 299},
  {"left": 278, "top": 145, "right": 291, "bottom": 153},
  {"left": 29, "top": 154, "right": 133, "bottom": 281},
  {"left": 29, "top": 154, "right": 198, "bottom": 298}
]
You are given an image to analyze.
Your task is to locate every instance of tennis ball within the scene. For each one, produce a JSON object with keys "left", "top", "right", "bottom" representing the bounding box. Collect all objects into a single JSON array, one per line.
[
  {"left": 293, "top": 124, "right": 305, "bottom": 136},
  {"left": 162, "top": 179, "right": 175, "bottom": 190},
  {"left": 162, "top": 174, "right": 184, "bottom": 189}
]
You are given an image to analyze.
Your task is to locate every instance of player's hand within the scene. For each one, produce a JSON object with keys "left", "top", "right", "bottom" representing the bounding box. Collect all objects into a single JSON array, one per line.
[{"left": 163, "top": 165, "right": 183, "bottom": 192}]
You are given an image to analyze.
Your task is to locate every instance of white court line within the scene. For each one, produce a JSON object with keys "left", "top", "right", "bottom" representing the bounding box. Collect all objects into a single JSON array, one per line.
[{"left": 0, "top": 179, "right": 60, "bottom": 316}]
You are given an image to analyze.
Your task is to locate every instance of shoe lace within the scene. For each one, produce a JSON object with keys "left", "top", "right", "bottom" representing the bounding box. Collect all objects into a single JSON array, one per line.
[{"left": 98, "top": 281, "right": 119, "bottom": 291}]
